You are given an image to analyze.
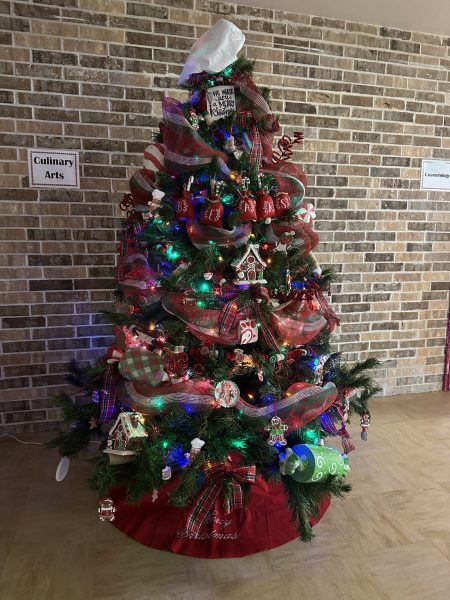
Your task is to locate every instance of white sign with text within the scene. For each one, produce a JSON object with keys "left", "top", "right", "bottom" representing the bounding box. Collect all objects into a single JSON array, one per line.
[
  {"left": 206, "top": 85, "right": 236, "bottom": 121},
  {"left": 420, "top": 159, "right": 450, "bottom": 191},
  {"left": 28, "top": 149, "right": 80, "bottom": 188}
]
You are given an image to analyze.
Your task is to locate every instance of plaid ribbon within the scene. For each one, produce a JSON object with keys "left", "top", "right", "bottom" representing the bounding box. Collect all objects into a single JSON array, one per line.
[
  {"left": 218, "top": 299, "right": 238, "bottom": 335},
  {"left": 320, "top": 407, "right": 355, "bottom": 454},
  {"left": 236, "top": 110, "right": 262, "bottom": 166},
  {"left": 250, "top": 285, "right": 280, "bottom": 352},
  {"left": 99, "top": 363, "right": 119, "bottom": 422},
  {"left": 185, "top": 462, "right": 256, "bottom": 538},
  {"left": 235, "top": 111, "right": 279, "bottom": 167}
]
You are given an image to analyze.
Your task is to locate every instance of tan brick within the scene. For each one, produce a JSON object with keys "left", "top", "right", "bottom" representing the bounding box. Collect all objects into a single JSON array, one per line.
[
  {"left": 63, "top": 39, "right": 108, "bottom": 54},
  {"left": 15, "top": 33, "right": 62, "bottom": 50}
]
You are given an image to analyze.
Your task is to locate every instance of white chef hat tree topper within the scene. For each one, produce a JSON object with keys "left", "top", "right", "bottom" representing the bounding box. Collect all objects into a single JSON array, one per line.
[{"left": 179, "top": 19, "right": 245, "bottom": 85}]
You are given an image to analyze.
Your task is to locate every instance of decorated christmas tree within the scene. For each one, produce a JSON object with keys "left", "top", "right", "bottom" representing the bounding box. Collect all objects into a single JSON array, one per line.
[{"left": 50, "top": 20, "right": 380, "bottom": 558}]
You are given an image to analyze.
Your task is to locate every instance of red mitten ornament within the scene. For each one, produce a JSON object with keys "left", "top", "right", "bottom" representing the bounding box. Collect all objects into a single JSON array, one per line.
[
  {"left": 200, "top": 198, "right": 224, "bottom": 228},
  {"left": 274, "top": 192, "right": 291, "bottom": 218},
  {"left": 256, "top": 189, "right": 276, "bottom": 223},
  {"left": 237, "top": 193, "right": 257, "bottom": 222}
]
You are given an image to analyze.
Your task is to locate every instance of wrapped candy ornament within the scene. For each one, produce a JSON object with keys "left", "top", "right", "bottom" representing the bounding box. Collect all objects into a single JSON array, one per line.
[
  {"left": 297, "top": 202, "right": 316, "bottom": 224},
  {"left": 280, "top": 444, "right": 349, "bottom": 483}
]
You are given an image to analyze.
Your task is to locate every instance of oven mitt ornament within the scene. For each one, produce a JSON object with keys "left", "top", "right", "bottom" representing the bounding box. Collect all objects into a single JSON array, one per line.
[
  {"left": 179, "top": 19, "right": 245, "bottom": 85},
  {"left": 280, "top": 444, "right": 349, "bottom": 483}
]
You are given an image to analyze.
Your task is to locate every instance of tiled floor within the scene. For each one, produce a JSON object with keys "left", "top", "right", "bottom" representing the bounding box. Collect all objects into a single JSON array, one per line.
[{"left": 1, "top": 391, "right": 450, "bottom": 600}]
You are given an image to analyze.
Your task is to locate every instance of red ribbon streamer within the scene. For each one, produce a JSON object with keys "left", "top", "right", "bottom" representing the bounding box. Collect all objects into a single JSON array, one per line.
[
  {"left": 185, "top": 462, "right": 256, "bottom": 538},
  {"left": 271, "top": 132, "right": 304, "bottom": 164}
]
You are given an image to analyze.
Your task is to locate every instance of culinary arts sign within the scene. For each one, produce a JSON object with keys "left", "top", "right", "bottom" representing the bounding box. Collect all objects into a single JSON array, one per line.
[
  {"left": 28, "top": 149, "right": 80, "bottom": 188},
  {"left": 420, "top": 159, "right": 450, "bottom": 191}
]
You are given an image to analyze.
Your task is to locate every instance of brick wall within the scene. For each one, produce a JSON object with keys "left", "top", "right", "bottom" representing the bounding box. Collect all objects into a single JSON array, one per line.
[{"left": 1, "top": 0, "right": 449, "bottom": 433}]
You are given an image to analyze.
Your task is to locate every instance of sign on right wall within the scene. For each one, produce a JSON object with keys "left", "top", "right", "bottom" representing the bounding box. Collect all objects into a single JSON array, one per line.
[{"left": 421, "top": 159, "right": 450, "bottom": 191}]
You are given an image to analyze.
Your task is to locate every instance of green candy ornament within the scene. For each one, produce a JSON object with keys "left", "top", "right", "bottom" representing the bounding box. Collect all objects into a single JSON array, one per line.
[{"left": 280, "top": 444, "right": 349, "bottom": 483}]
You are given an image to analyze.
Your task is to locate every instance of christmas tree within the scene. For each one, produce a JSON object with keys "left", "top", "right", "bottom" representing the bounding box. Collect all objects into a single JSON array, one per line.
[{"left": 50, "top": 20, "right": 380, "bottom": 557}]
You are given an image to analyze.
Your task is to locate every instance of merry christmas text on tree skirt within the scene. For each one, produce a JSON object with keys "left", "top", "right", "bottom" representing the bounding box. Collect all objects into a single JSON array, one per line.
[{"left": 28, "top": 149, "right": 80, "bottom": 188}]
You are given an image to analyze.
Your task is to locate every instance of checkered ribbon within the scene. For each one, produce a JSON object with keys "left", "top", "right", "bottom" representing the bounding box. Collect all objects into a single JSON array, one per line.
[
  {"left": 320, "top": 407, "right": 355, "bottom": 454},
  {"left": 99, "top": 363, "right": 119, "bottom": 422},
  {"left": 185, "top": 462, "right": 256, "bottom": 538},
  {"left": 118, "top": 348, "right": 167, "bottom": 386},
  {"left": 218, "top": 299, "right": 238, "bottom": 335}
]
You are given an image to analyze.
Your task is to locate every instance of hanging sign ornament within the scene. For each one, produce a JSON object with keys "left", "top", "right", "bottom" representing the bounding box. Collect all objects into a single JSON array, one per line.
[
  {"left": 206, "top": 85, "right": 236, "bottom": 121},
  {"left": 215, "top": 380, "right": 240, "bottom": 408}
]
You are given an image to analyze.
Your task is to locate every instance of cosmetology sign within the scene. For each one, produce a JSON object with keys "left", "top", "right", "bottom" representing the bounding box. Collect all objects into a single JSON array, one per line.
[{"left": 420, "top": 159, "right": 450, "bottom": 191}]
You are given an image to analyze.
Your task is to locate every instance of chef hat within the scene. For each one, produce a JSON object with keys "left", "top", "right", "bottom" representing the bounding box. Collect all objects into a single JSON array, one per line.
[{"left": 179, "top": 19, "right": 245, "bottom": 85}]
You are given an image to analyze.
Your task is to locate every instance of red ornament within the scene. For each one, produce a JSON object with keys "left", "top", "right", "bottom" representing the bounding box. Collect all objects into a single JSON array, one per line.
[
  {"left": 256, "top": 189, "right": 275, "bottom": 222},
  {"left": 164, "top": 348, "right": 189, "bottom": 379},
  {"left": 200, "top": 199, "right": 224, "bottom": 228},
  {"left": 237, "top": 193, "right": 257, "bottom": 222},
  {"left": 176, "top": 193, "right": 194, "bottom": 220},
  {"left": 273, "top": 192, "right": 291, "bottom": 217},
  {"left": 98, "top": 498, "right": 116, "bottom": 522}
]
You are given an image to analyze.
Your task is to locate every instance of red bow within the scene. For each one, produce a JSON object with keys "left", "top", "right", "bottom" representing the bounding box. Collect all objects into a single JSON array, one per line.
[
  {"left": 288, "top": 281, "right": 340, "bottom": 330},
  {"left": 185, "top": 462, "right": 256, "bottom": 538}
]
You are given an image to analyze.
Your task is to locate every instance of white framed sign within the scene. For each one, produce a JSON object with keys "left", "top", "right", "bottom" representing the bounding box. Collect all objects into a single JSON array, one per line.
[
  {"left": 206, "top": 85, "right": 236, "bottom": 121},
  {"left": 28, "top": 149, "right": 80, "bottom": 188},
  {"left": 420, "top": 159, "right": 450, "bottom": 191}
]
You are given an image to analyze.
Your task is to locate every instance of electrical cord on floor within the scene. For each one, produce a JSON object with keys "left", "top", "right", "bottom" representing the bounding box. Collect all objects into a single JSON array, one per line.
[
  {"left": 0, "top": 434, "right": 101, "bottom": 445},
  {"left": 0, "top": 433, "right": 45, "bottom": 446}
]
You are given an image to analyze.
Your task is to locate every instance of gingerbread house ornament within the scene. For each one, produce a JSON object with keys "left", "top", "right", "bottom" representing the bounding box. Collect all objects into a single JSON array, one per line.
[
  {"left": 231, "top": 244, "right": 267, "bottom": 285},
  {"left": 103, "top": 411, "right": 147, "bottom": 465}
]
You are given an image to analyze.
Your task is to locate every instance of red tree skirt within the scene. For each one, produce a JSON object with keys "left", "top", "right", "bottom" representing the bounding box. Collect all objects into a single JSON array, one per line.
[{"left": 109, "top": 476, "right": 331, "bottom": 559}]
